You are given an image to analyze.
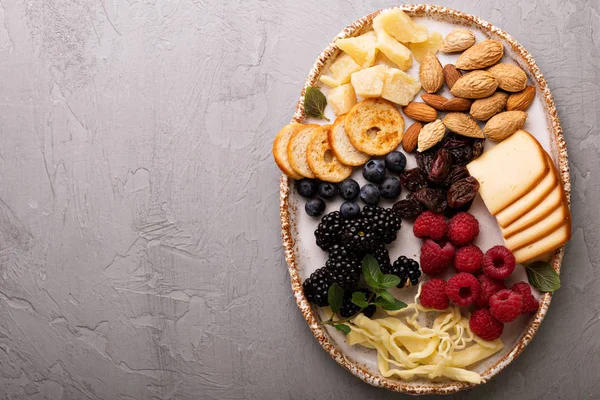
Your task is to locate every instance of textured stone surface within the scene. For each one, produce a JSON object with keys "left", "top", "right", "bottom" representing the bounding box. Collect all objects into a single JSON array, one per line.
[{"left": 0, "top": 0, "right": 597, "bottom": 399}]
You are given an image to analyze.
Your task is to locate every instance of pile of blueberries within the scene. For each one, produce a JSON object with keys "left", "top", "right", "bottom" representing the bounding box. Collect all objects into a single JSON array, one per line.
[{"left": 298, "top": 151, "right": 407, "bottom": 218}]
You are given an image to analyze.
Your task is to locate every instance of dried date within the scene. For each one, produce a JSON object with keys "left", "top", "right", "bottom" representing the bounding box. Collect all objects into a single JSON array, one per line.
[
  {"left": 447, "top": 176, "right": 480, "bottom": 208},
  {"left": 441, "top": 133, "right": 473, "bottom": 149},
  {"left": 428, "top": 148, "right": 453, "bottom": 184},
  {"left": 443, "top": 165, "right": 470, "bottom": 188},
  {"left": 449, "top": 145, "right": 474, "bottom": 165},
  {"left": 416, "top": 150, "right": 436, "bottom": 174},
  {"left": 399, "top": 168, "right": 428, "bottom": 192},
  {"left": 392, "top": 198, "right": 424, "bottom": 219},
  {"left": 472, "top": 139, "right": 484, "bottom": 159},
  {"left": 413, "top": 188, "right": 447, "bottom": 213}
]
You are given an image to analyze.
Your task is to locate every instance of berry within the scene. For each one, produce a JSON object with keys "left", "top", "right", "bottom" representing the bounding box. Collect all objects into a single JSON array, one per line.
[
  {"left": 339, "top": 179, "right": 360, "bottom": 200},
  {"left": 476, "top": 274, "right": 506, "bottom": 308},
  {"left": 302, "top": 267, "right": 334, "bottom": 306},
  {"left": 489, "top": 289, "right": 523, "bottom": 323},
  {"left": 454, "top": 244, "right": 483, "bottom": 273},
  {"left": 305, "top": 198, "right": 326, "bottom": 217},
  {"left": 511, "top": 282, "right": 539, "bottom": 314},
  {"left": 360, "top": 184, "right": 381, "bottom": 205},
  {"left": 314, "top": 212, "right": 343, "bottom": 250},
  {"left": 325, "top": 244, "right": 361, "bottom": 289},
  {"left": 339, "top": 289, "right": 376, "bottom": 318},
  {"left": 445, "top": 272, "right": 481, "bottom": 307},
  {"left": 341, "top": 217, "right": 378, "bottom": 255},
  {"left": 385, "top": 151, "right": 407, "bottom": 173},
  {"left": 340, "top": 201, "right": 360, "bottom": 219},
  {"left": 379, "top": 177, "right": 402, "bottom": 199},
  {"left": 420, "top": 239, "right": 455, "bottom": 277},
  {"left": 362, "top": 159, "right": 386, "bottom": 183},
  {"left": 381, "top": 256, "right": 421, "bottom": 287},
  {"left": 370, "top": 245, "right": 391, "bottom": 271},
  {"left": 362, "top": 205, "right": 401, "bottom": 244},
  {"left": 420, "top": 279, "right": 449, "bottom": 310},
  {"left": 482, "top": 246, "right": 516, "bottom": 279},
  {"left": 318, "top": 182, "right": 338, "bottom": 199},
  {"left": 447, "top": 212, "right": 480, "bottom": 246},
  {"left": 470, "top": 309, "right": 504, "bottom": 341},
  {"left": 413, "top": 211, "right": 447, "bottom": 241},
  {"left": 296, "top": 179, "right": 318, "bottom": 198}
]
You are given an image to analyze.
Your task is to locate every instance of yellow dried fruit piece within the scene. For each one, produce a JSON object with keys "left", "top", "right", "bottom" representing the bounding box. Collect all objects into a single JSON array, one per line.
[
  {"left": 319, "top": 74, "right": 341, "bottom": 88},
  {"left": 374, "top": 9, "right": 428, "bottom": 43},
  {"left": 381, "top": 68, "right": 422, "bottom": 106},
  {"left": 350, "top": 65, "right": 387, "bottom": 98},
  {"left": 408, "top": 32, "right": 443, "bottom": 62},
  {"left": 374, "top": 18, "right": 412, "bottom": 71},
  {"left": 329, "top": 53, "right": 362, "bottom": 85},
  {"left": 328, "top": 83, "right": 357, "bottom": 116},
  {"left": 336, "top": 31, "right": 378, "bottom": 67}
]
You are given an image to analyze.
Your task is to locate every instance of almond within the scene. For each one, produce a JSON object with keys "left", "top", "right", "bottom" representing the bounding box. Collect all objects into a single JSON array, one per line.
[
  {"left": 506, "top": 86, "right": 535, "bottom": 111},
  {"left": 419, "top": 52, "right": 444, "bottom": 94},
  {"left": 450, "top": 70, "right": 498, "bottom": 99},
  {"left": 455, "top": 40, "right": 504, "bottom": 70},
  {"left": 443, "top": 97, "right": 472, "bottom": 112},
  {"left": 443, "top": 112, "right": 484, "bottom": 138},
  {"left": 402, "top": 122, "right": 422, "bottom": 152},
  {"left": 439, "top": 29, "right": 476, "bottom": 53},
  {"left": 418, "top": 119, "right": 446, "bottom": 152},
  {"left": 443, "top": 64, "right": 462, "bottom": 89},
  {"left": 487, "top": 63, "right": 527, "bottom": 92},
  {"left": 470, "top": 92, "right": 509, "bottom": 121},
  {"left": 402, "top": 102, "right": 438, "bottom": 122},
  {"left": 421, "top": 93, "right": 447, "bottom": 110},
  {"left": 484, "top": 111, "right": 528, "bottom": 141}
]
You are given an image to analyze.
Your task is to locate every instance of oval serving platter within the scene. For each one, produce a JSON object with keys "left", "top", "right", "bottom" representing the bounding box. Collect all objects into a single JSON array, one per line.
[{"left": 279, "top": 4, "right": 569, "bottom": 395}]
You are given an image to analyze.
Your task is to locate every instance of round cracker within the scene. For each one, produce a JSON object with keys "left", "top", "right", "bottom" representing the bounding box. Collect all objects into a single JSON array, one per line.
[
  {"left": 287, "top": 124, "right": 319, "bottom": 179},
  {"left": 273, "top": 124, "right": 304, "bottom": 179},
  {"left": 307, "top": 125, "right": 353, "bottom": 182},
  {"left": 328, "top": 116, "right": 370, "bottom": 166}
]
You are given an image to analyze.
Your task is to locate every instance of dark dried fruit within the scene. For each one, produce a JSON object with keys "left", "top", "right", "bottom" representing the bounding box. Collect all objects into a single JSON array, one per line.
[
  {"left": 399, "top": 168, "right": 428, "bottom": 192},
  {"left": 448, "top": 146, "right": 474, "bottom": 165},
  {"left": 447, "top": 177, "right": 480, "bottom": 208},
  {"left": 416, "top": 150, "right": 436, "bottom": 174},
  {"left": 413, "top": 188, "right": 447, "bottom": 213},
  {"left": 472, "top": 139, "right": 484, "bottom": 159},
  {"left": 393, "top": 198, "right": 424, "bottom": 219},
  {"left": 443, "top": 165, "right": 470, "bottom": 188},
  {"left": 428, "top": 148, "right": 453, "bottom": 183},
  {"left": 441, "top": 133, "right": 473, "bottom": 149}
]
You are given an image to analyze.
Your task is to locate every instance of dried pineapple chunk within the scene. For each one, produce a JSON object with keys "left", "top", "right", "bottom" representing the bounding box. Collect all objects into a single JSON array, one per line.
[
  {"left": 351, "top": 65, "right": 387, "bottom": 98},
  {"left": 328, "top": 83, "right": 357, "bottom": 116},
  {"left": 329, "top": 53, "right": 362, "bottom": 85},
  {"left": 381, "top": 68, "right": 422, "bottom": 106},
  {"left": 373, "top": 18, "right": 412, "bottom": 71},
  {"left": 374, "top": 9, "right": 428, "bottom": 43},
  {"left": 336, "top": 31, "right": 377, "bottom": 67},
  {"left": 319, "top": 74, "right": 341, "bottom": 88},
  {"left": 408, "top": 32, "right": 443, "bottom": 62}
]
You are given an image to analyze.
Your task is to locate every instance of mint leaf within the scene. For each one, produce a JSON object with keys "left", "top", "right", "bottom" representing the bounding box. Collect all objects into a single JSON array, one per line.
[
  {"left": 362, "top": 254, "right": 382, "bottom": 289},
  {"left": 351, "top": 291, "right": 369, "bottom": 308},
  {"left": 304, "top": 86, "right": 330, "bottom": 121},
  {"left": 379, "top": 274, "right": 401, "bottom": 289},
  {"left": 374, "top": 291, "right": 407, "bottom": 311},
  {"left": 328, "top": 283, "right": 344, "bottom": 314},
  {"left": 381, "top": 298, "right": 407, "bottom": 311},
  {"left": 525, "top": 261, "right": 561, "bottom": 292},
  {"left": 377, "top": 290, "right": 396, "bottom": 304},
  {"left": 334, "top": 323, "right": 351, "bottom": 335}
]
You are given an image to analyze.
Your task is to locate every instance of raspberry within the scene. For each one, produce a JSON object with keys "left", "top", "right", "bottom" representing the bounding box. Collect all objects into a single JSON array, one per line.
[
  {"left": 454, "top": 244, "right": 483, "bottom": 273},
  {"left": 420, "top": 239, "right": 455, "bottom": 277},
  {"left": 445, "top": 272, "right": 481, "bottom": 307},
  {"left": 489, "top": 289, "right": 523, "bottom": 323},
  {"left": 470, "top": 309, "right": 504, "bottom": 341},
  {"left": 511, "top": 282, "right": 539, "bottom": 314},
  {"left": 420, "top": 279, "right": 449, "bottom": 310},
  {"left": 482, "top": 246, "right": 516, "bottom": 279},
  {"left": 413, "top": 211, "right": 447, "bottom": 241},
  {"left": 447, "top": 212, "right": 479, "bottom": 246},
  {"left": 476, "top": 274, "right": 506, "bottom": 308}
]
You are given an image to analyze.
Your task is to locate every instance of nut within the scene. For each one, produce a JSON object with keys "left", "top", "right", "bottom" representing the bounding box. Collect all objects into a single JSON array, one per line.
[
  {"left": 484, "top": 111, "right": 528, "bottom": 141},
  {"left": 443, "top": 64, "right": 462, "bottom": 89},
  {"left": 402, "top": 102, "right": 438, "bottom": 122},
  {"left": 451, "top": 70, "right": 498, "bottom": 99},
  {"left": 439, "top": 29, "right": 476, "bottom": 53},
  {"left": 402, "top": 122, "right": 422, "bottom": 152},
  {"left": 487, "top": 63, "right": 528, "bottom": 92},
  {"left": 470, "top": 92, "right": 509, "bottom": 121},
  {"left": 506, "top": 86, "right": 535, "bottom": 111},
  {"left": 443, "top": 97, "right": 472, "bottom": 112},
  {"left": 418, "top": 119, "right": 446, "bottom": 152},
  {"left": 443, "top": 112, "right": 484, "bottom": 138},
  {"left": 419, "top": 52, "right": 444, "bottom": 93},
  {"left": 455, "top": 40, "right": 504, "bottom": 70},
  {"left": 421, "top": 93, "right": 447, "bottom": 110}
]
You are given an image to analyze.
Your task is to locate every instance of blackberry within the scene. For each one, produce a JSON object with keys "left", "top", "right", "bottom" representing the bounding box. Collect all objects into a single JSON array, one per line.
[
  {"left": 302, "top": 267, "right": 334, "bottom": 306},
  {"left": 314, "top": 211, "right": 343, "bottom": 251},
  {"left": 341, "top": 217, "right": 378, "bottom": 255},
  {"left": 381, "top": 256, "right": 421, "bottom": 288},
  {"left": 326, "top": 244, "right": 361, "bottom": 290},
  {"left": 362, "top": 206, "right": 402, "bottom": 244},
  {"left": 339, "top": 289, "right": 376, "bottom": 318},
  {"left": 370, "top": 245, "right": 391, "bottom": 271}
]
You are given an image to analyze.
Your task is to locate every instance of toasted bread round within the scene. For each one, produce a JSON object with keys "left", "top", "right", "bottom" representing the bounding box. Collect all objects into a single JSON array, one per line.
[
  {"left": 328, "top": 116, "right": 370, "bottom": 166},
  {"left": 273, "top": 124, "right": 304, "bottom": 179},
  {"left": 287, "top": 124, "right": 319, "bottom": 179},
  {"left": 307, "top": 125, "right": 353, "bottom": 182},
  {"left": 344, "top": 98, "right": 405, "bottom": 156}
]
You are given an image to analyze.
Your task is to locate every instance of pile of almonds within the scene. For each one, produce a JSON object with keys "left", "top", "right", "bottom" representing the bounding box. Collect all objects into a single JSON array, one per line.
[{"left": 401, "top": 30, "right": 535, "bottom": 153}]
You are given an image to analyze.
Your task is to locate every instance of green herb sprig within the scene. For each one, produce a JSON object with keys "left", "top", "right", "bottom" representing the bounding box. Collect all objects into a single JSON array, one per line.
[
  {"left": 304, "top": 86, "right": 330, "bottom": 121},
  {"left": 525, "top": 261, "right": 561, "bottom": 292}
]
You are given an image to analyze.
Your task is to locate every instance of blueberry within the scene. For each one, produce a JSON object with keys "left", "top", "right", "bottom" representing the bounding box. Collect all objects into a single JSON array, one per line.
[
  {"left": 318, "top": 182, "right": 338, "bottom": 199},
  {"left": 305, "top": 198, "right": 326, "bottom": 217},
  {"left": 340, "top": 201, "right": 360, "bottom": 219},
  {"left": 339, "top": 179, "right": 360, "bottom": 200},
  {"left": 360, "top": 184, "right": 380, "bottom": 205},
  {"left": 379, "top": 177, "right": 402, "bottom": 199},
  {"left": 296, "top": 179, "right": 318, "bottom": 198},
  {"left": 362, "top": 160, "right": 386, "bottom": 183},
  {"left": 385, "top": 151, "right": 407, "bottom": 173}
]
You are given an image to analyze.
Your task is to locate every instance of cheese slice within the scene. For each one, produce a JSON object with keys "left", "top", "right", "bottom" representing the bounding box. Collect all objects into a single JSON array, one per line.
[
  {"left": 513, "top": 222, "right": 571, "bottom": 265},
  {"left": 505, "top": 203, "right": 570, "bottom": 251},
  {"left": 467, "top": 130, "right": 549, "bottom": 215}
]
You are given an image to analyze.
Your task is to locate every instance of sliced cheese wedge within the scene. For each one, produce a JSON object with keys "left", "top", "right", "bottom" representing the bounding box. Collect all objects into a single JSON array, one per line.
[
  {"left": 467, "top": 130, "right": 549, "bottom": 215},
  {"left": 513, "top": 222, "right": 571, "bottom": 265},
  {"left": 505, "top": 203, "right": 570, "bottom": 251}
]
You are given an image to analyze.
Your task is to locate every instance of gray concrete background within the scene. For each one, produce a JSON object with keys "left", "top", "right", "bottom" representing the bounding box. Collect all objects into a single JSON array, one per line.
[{"left": 0, "top": 0, "right": 598, "bottom": 399}]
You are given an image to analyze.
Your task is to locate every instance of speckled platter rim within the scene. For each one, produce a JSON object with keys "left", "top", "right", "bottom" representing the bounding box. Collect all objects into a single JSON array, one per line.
[{"left": 279, "top": 4, "right": 570, "bottom": 395}]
